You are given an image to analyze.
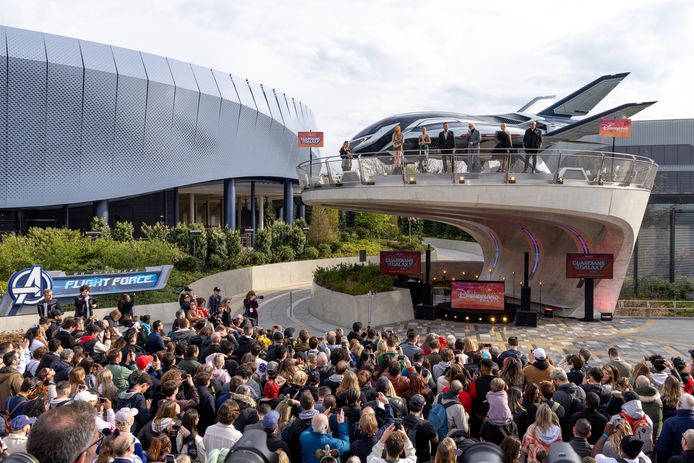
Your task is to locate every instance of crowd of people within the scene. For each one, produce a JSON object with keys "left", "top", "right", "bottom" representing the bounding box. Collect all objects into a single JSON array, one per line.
[{"left": 1, "top": 284, "right": 694, "bottom": 463}]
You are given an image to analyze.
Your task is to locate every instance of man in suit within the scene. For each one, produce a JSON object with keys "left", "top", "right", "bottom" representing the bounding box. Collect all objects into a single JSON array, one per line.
[
  {"left": 523, "top": 121, "right": 543, "bottom": 173},
  {"left": 466, "top": 122, "right": 482, "bottom": 172},
  {"left": 74, "top": 285, "right": 97, "bottom": 320},
  {"left": 37, "top": 289, "right": 61, "bottom": 320},
  {"left": 438, "top": 122, "right": 456, "bottom": 172}
]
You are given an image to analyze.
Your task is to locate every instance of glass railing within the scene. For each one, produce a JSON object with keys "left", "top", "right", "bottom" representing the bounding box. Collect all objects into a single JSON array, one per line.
[{"left": 296, "top": 148, "right": 658, "bottom": 190}]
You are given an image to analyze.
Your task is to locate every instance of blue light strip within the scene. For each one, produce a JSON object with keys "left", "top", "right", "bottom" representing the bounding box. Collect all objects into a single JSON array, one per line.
[
  {"left": 558, "top": 224, "right": 590, "bottom": 254},
  {"left": 521, "top": 227, "right": 540, "bottom": 275},
  {"left": 487, "top": 231, "right": 500, "bottom": 269}
]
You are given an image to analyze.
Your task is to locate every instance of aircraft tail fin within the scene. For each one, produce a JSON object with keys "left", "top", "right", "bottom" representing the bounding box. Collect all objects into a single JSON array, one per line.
[
  {"left": 537, "top": 72, "right": 630, "bottom": 118},
  {"left": 544, "top": 101, "right": 656, "bottom": 142},
  {"left": 517, "top": 95, "right": 556, "bottom": 113}
]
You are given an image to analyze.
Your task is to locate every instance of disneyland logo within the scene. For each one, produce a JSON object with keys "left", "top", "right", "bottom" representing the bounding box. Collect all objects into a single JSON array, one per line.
[
  {"left": 457, "top": 290, "right": 501, "bottom": 303},
  {"left": 384, "top": 257, "right": 416, "bottom": 269},
  {"left": 300, "top": 136, "right": 322, "bottom": 144}
]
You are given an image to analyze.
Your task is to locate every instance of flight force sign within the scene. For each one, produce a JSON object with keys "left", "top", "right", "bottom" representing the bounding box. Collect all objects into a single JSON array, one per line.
[
  {"left": 566, "top": 253, "right": 614, "bottom": 279},
  {"left": 4, "top": 265, "right": 173, "bottom": 314}
]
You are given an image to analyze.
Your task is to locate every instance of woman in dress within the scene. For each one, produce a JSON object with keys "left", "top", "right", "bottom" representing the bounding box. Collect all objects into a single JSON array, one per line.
[
  {"left": 243, "top": 290, "right": 260, "bottom": 325},
  {"left": 340, "top": 140, "right": 352, "bottom": 171},
  {"left": 392, "top": 125, "right": 404, "bottom": 172},
  {"left": 417, "top": 126, "right": 431, "bottom": 171},
  {"left": 494, "top": 123, "right": 512, "bottom": 172}
]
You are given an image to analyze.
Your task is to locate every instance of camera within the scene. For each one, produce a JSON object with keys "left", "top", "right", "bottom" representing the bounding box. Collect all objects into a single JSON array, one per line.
[
  {"left": 393, "top": 418, "right": 403, "bottom": 430},
  {"left": 257, "top": 295, "right": 264, "bottom": 300},
  {"left": 181, "top": 373, "right": 189, "bottom": 380},
  {"left": 165, "top": 455, "right": 175, "bottom": 463}
]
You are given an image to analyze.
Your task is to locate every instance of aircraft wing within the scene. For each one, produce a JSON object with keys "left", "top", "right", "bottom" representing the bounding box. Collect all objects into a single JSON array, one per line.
[
  {"left": 538, "top": 72, "right": 630, "bottom": 117},
  {"left": 543, "top": 101, "right": 656, "bottom": 142}
]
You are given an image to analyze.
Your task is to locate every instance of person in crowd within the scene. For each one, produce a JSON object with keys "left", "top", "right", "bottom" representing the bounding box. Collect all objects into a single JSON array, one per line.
[
  {"left": 592, "top": 421, "right": 651, "bottom": 463},
  {"left": 634, "top": 375, "right": 663, "bottom": 439},
  {"left": 657, "top": 393, "right": 694, "bottom": 463},
  {"left": 470, "top": 358, "right": 497, "bottom": 434},
  {"left": 4, "top": 414, "right": 35, "bottom": 455},
  {"left": 402, "top": 393, "right": 438, "bottom": 463},
  {"left": 551, "top": 368, "right": 584, "bottom": 439},
  {"left": 669, "top": 429, "right": 694, "bottom": 463},
  {"left": 497, "top": 336, "right": 528, "bottom": 368},
  {"left": 607, "top": 347, "right": 633, "bottom": 380},
  {"left": 433, "top": 436, "right": 457, "bottom": 463},
  {"left": 117, "top": 294, "right": 135, "bottom": 322},
  {"left": 438, "top": 122, "right": 456, "bottom": 173},
  {"left": 569, "top": 391, "right": 608, "bottom": 445},
  {"left": 466, "top": 122, "right": 482, "bottom": 172},
  {"left": 417, "top": 127, "right": 431, "bottom": 171},
  {"left": 521, "top": 403, "right": 562, "bottom": 463},
  {"left": 500, "top": 435, "right": 522, "bottom": 463},
  {"left": 74, "top": 285, "right": 98, "bottom": 319},
  {"left": 202, "top": 399, "right": 242, "bottom": 453},
  {"left": 479, "top": 378, "right": 518, "bottom": 444},
  {"left": 523, "top": 348, "right": 555, "bottom": 385},
  {"left": 566, "top": 354, "right": 586, "bottom": 385},
  {"left": 522, "top": 121, "right": 543, "bottom": 173},
  {"left": 207, "top": 287, "right": 222, "bottom": 315},
  {"left": 367, "top": 423, "right": 417, "bottom": 463},
  {"left": 175, "top": 409, "right": 207, "bottom": 463},
  {"left": 391, "top": 125, "right": 405, "bottom": 172},
  {"left": 673, "top": 357, "right": 694, "bottom": 395},
  {"left": 568, "top": 418, "right": 593, "bottom": 458},
  {"left": 300, "top": 411, "right": 349, "bottom": 463}
]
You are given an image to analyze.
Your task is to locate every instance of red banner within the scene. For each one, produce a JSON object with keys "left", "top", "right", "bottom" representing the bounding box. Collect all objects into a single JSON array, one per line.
[
  {"left": 566, "top": 253, "right": 614, "bottom": 279},
  {"left": 599, "top": 119, "right": 632, "bottom": 138},
  {"left": 451, "top": 281, "right": 505, "bottom": 311},
  {"left": 297, "top": 131, "right": 324, "bottom": 148},
  {"left": 379, "top": 251, "right": 422, "bottom": 277}
]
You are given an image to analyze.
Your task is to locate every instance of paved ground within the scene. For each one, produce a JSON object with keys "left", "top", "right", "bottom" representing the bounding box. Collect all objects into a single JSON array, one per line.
[{"left": 257, "top": 285, "right": 694, "bottom": 366}]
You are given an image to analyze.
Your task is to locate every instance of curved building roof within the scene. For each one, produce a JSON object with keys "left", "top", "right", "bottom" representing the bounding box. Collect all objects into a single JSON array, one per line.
[{"left": 0, "top": 26, "right": 317, "bottom": 208}]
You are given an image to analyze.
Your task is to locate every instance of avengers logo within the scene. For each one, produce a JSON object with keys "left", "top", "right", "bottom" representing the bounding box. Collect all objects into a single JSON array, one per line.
[{"left": 8, "top": 266, "right": 53, "bottom": 306}]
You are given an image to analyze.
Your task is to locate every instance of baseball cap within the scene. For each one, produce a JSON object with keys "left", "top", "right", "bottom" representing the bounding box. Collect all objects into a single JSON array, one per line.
[
  {"left": 507, "top": 336, "right": 519, "bottom": 346},
  {"left": 73, "top": 390, "right": 98, "bottom": 403},
  {"left": 10, "top": 415, "right": 36, "bottom": 430},
  {"left": 272, "top": 331, "right": 284, "bottom": 341},
  {"left": 308, "top": 370, "right": 321, "bottom": 386},
  {"left": 409, "top": 394, "right": 426, "bottom": 411},
  {"left": 621, "top": 436, "right": 645, "bottom": 459},
  {"left": 533, "top": 348, "right": 547, "bottom": 360},
  {"left": 284, "top": 327, "right": 295, "bottom": 339},
  {"left": 115, "top": 408, "right": 139, "bottom": 423},
  {"left": 213, "top": 287, "right": 221, "bottom": 292},
  {"left": 136, "top": 355, "right": 154, "bottom": 370},
  {"left": 263, "top": 410, "right": 280, "bottom": 430},
  {"left": 266, "top": 361, "right": 279, "bottom": 374}
]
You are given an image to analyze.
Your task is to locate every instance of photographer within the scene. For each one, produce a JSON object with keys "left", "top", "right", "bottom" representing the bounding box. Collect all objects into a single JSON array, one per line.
[
  {"left": 243, "top": 291, "right": 262, "bottom": 325},
  {"left": 367, "top": 422, "right": 417, "bottom": 463}
]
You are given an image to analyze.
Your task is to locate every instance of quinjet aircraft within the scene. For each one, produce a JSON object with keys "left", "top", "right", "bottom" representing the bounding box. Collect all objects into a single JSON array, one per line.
[{"left": 348, "top": 72, "right": 655, "bottom": 153}]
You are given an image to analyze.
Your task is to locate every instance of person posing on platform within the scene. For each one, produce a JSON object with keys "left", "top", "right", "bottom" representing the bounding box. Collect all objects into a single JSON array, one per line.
[
  {"left": 208, "top": 287, "right": 222, "bottom": 314},
  {"left": 438, "top": 122, "right": 456, "bottom": 173},
  {"left": 493, "top": 123, "right": 512, "bottom": 172},
  {"left": 522, "top": 121, "right": 543, "bottom": 173},
  {"left": 466, "top": 122, "right": 482, "bottom": 173},
  {"left": 417, "top": 127, "right": 431, "bottom": 171},
  {"left": 243, "top": 291, "right": 260, "bottom": 325},
  {"left": 36, "top": 289, "right": 61, "bottom": 320},
  {"left": 74, "top": 285, "right": 98, "bottom": 320},
  {"left": 392, "top": 125, "right": 405, "bottom": 173},
  {"left": 340, "top": 141, "right": 353, "bottom": 172}
]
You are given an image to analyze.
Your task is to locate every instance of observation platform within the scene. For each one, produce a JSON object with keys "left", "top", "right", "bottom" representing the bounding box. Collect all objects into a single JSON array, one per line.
[{"left": 298, "top": 149, "right": 658, "bottom": 317}]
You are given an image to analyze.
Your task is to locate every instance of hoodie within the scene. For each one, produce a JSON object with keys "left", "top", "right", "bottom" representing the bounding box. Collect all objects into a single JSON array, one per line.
[
  {"left": 116, "top": 389, "right": 151, "bottom": 430},
  {"left": 486, "top": 390, "right": 512, "bottom": 425},
  {"left": 619, "top": 398, "right": 654, "bottom": 454},
  {"left": 0, "top": 366, "right": 23, "bottom": 408},
  {"left": 651, "top": 371, "right": 669, "bottom": 388},
  {"left": 523, "top": 360, "right": 555, "bottom": 385},
  {"left": 636, "top": 385, "right": 663, "bottom": 439}
]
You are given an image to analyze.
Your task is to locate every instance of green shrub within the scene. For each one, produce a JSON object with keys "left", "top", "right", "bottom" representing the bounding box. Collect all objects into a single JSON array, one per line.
[
  {"left": 308, "top": 207, "right": 339, "bottom": 245},
  {"left": 254, "top": 228, "right": 272, "bottom": 256},
  {"left": 90, "top": 216, "right": 111, "bottom": 239},
  {"left": 112, "top": 221, "right": 134, "bottom": 242},
  {"left": 304, "top": 246, "right": 320, "bottom": 260},
  {"left": 274, "top": 245, "right": 296, "bottom": 262},
  {"left": 238, "top": 250, "right": 269, "bottom": 267},
  {"left": 314, "top": 263, "right": 393, "bottom": 295},
  {"left": 174, "top": 255, "right": 201, "bottom": 272},
  {"left": 207, "top": 226, "right": 228, "bottom": 268},
  {"left": 318, "top": 244, "right": 332, "bottom": 257},
  {"left": 224, "top": 227, "right": 243, "bottom": 268},
  {"left": 141, "top": 222, "right": 170, "bottom": 242}
]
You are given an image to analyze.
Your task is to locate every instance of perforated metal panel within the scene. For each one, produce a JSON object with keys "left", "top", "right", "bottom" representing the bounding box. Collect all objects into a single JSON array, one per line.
[
  {"left": 80, "top": 40, "right": 117, "bottom": 195},
  {"left": 0, "top": 27, "right": 7, "bottom": 201},
  {"left": 0, "top": 27, "right": 316, "bottom": 208},
  {"left": 141, "top": 52, "right": 174, "bottom": 180},
  {"left": 45, "top": 33, "right": 83, "bottom": 202},
  {"left": 111, "top": 46, "right": 147, "bottom": 193},
  {"left": 5, "top": 28, "right": 47, "bottom": 201}
]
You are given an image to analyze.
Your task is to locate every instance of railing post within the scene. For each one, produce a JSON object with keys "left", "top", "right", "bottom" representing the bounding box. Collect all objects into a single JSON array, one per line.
[
  {"left": 326, "top": 159, "right": 334, "bottom": 185},
  {"left": 553, "top": 151, "right": 563, "bottom": 183},
  {"left": 597, "top": 152, "right": 606, "bottom": 184},
  {"left": 357, "top": 155, "right": 366, "bottom": 185}
]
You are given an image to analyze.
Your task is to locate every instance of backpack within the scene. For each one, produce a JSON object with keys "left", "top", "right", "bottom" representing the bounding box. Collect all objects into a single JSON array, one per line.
[
  {"left": 181, "top": 433, "right": 199, "bottom": 461},
  {"left": 3, "top": 397, "right": 27, "bottom": 436},
  {"left": 620, "top": 412, "right": 654, "bottom": 454},
  {"left": 429, "top": 399, "right": 457, "bottom": 440}
]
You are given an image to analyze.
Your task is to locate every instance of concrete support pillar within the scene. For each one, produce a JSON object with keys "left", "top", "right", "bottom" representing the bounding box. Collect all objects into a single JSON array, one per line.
[
  {"left": 162, "top": 191, "right": 169, "bottom": 225},
  {"left": 283, "top": 179, "right": 294, "bottom": 224},
  {"left": 237, "top": 198, "right": 242, "bottom": 230},
  {"left": 251, "top": 181, "right": 257, "bottom": 244},
  {"left": 223, "top": 179, "right": 237, "bottom": 229},
  {"left": 94, "top": 200, "right": 108, "bottom": 222},
  {"left": 172, "top": 188, "right": 180, "bottom": 225},
  {"left": 258, "top": 196, "right": 265, "bottom": 230},
  {"left": 299, "top": 200, "right": 306, "bottom": 220},
  {"left": 189, "top": 193, "right": 195, "bottom": 224}
]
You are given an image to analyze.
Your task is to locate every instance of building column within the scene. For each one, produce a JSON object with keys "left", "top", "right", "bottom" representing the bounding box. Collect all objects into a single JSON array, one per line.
[
  {"left": 17, "top": 210, "right": 25, "bottom": 235},
  {"left": 223, "top": 179, "right": 237, "bottom": 229},
  {"left": 258, "top": 196, "right": 265, "bottom": 230},
  {"left": 63, "top": 205, "right": 70, "bottom": 228},
  {"left": 93, "top": 200, "right": 109, "bottom": 222},
  {"left": 172, "top": 188, "right": 180, "bottom": 225},
  {"left": 251, "top": 181, "right": 257, "bottom": 244},
  {"left": 283, "top": 178, "right": 294, "bottom": 225},
  {"left": 298, "top": 199, "right": 306, "bottom": 220},
  {"left": 189, "top": 193, "right": 195, "bottom": 224},
  {"left": 162, "top": 191, "right": 169, "bottom": 225}
]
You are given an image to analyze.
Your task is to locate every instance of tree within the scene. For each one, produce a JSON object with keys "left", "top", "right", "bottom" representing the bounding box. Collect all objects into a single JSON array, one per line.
[
  {"left": 112, "top": 221, "right": 134, "bottom": 242},
  {"left": 90, "top": 216, "right": 111, "bottom": 240},
  {"left": 307, "top": 206, "right": 339, "bottom": 246},
  {"left": 353, "top": 212, "right": 398, "bottom": 239}
]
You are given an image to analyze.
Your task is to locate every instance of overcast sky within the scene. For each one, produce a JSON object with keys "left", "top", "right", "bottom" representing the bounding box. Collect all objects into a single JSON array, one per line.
[{"left": 2, "top": 0, "right": 693, "bottom": 152}]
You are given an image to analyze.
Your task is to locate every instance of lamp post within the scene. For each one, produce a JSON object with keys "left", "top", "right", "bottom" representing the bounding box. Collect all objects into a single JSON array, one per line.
[
  {"left": 488, "top": 267, "right": 493, "bottom": 280},
  {"left": 539, "top": 281, "right": 543, "bottom": 306},
  {"left": 512, "top": 271, "right": 516, "bottom": 299}
]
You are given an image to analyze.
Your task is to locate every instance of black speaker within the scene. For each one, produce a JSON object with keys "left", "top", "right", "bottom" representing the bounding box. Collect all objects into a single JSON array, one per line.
[
  {"left": 516, "top": 311, "right": 537, "bottom": 327},
  {"left": 415, "top": 304, "right": 437, "bottom": 320},
  {"left": 520, "top": 286, "right": 531, "bottom": 311}
]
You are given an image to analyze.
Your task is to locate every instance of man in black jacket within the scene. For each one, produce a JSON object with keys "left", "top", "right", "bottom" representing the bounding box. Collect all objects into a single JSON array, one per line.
[
  {"left": 37, "top": 339, "right": 62, "bottom": 373},
  {"left": 522, "top": 121, "right": 543, "bottom": 173},
  {"left": 54, "top": 317, "right": 78, "bottom": 349},
  {"left": 208, "top": 287, "right": 222, "bottom": 313},
  {"left": 37, "top": 289, "right": 61, "bottom": 319},
  {"left": 74, "top": 285, "right": 97, "bottom": 319},
  {"left": 438, "top": 122, "right": 456, "bottom": 172},
  {"left": 568, "top": 392, "right": 608, "bottom": 445},
  {"left": 116, "top": 373, "right": 153, "bottom": 434}
]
